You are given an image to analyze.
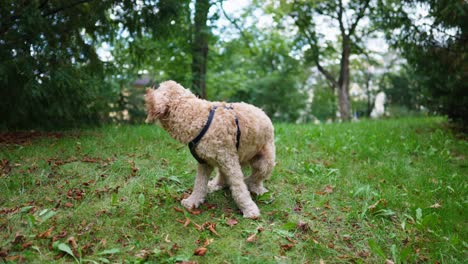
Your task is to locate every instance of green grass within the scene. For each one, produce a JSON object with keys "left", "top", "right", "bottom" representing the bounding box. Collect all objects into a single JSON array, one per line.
[{"left": 1, "top": 117, "right": 466, "bottom": 263}]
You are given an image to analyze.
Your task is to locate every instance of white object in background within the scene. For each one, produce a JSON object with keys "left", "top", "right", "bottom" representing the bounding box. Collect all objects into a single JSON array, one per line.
[{"left": 371, "top": 92, "right": 386, "bottom": 118}]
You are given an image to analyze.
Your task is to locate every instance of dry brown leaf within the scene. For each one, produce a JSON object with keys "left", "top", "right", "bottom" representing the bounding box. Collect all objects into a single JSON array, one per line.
[
  {"left": 12, "top": 232, "right": 25, "bottom": 244},
  {"left": 203, "top": 238, "right": 213, "bottom": 247},
  {"left": 193, "top": 222, "right": 202, "bottom": 231},
  {"left": 207, "top": 223, "right": 220, "bottom": 236},
  {"left": 384, "top": 260, "right": 395, "bottom": 264},
  {"left": 226, "top": 218, "right": 238, "bottom": 227},
  {"left": 21, "top": 242, "right": 33, "bottom": 249},
  {"left": 430, "top": 203, "right": 442, "bottom": 208},
  {"left": 64, "top": 202, "right": 73, "bottom": 208},
  {"left": 297, "top": 221, "right": 310, "bottom": 233},
  {"left": 194, "top": 247, "right": 207, "bottom": 256},
  {"left": 37, "top": 227, "right": 54, "bottom": 239},
  {"left": 246, "top": 233, "right": 257, "bottom": 243},
  {"left": 368, "top": 199, "right": 382, "bottom": 210},
  {"left": 173, "top": 207, "right": 184, "bottom": 213},
  {"left": 189, "top": 209, "right": 202, "bottom": 215},
  {"left": 280, "top": 244, "right": 294, "bottom": 251},
  {"left": 135, "top": 249, "right": 151, "bottom": 259},
  {"left": 324, "top": 185, "right": 333, "bottom": 194},
  {"left": 68, "top": 236, "right": 78, "bottom": 249}
]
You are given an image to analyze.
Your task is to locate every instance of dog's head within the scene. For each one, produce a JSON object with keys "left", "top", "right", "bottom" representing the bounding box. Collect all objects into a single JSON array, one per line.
[
  {"left": 145, "top": 80, "right": 193, "bottom": 123},
  {"left": 145, "top": 88, "right": 166, "bottom": 123}
]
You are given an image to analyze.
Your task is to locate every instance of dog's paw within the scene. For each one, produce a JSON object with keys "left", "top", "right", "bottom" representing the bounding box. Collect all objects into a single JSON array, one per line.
[
  {"left": 207, "top": 180, "right": 225, "bottom": 193},
  {"left": 247, "top": 184, "right": 269, "bottom": 196},
  {"left": 181, "top": 197, "right": 203, "bottom": 210},
  {"left": 242, "top": 206, "right": 260, "bottom": 219}
]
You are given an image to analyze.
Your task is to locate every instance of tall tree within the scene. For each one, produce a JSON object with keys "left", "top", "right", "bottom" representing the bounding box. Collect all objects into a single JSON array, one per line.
[
  {"left": 277, "top": 0, "right": 372, "bottom": 121},
  {"left": 191, "top": 0, "right": 211, "bottom": 99},
  {"left": 0, "top": 0, "right": 184, "bottom": 128},
  {"left": 376, "top": 0, "right": 467, "bottom": 124}
]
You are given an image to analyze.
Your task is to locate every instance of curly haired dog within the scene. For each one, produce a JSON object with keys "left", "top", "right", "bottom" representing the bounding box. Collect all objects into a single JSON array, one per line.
[{"left": 145, "top": 80, "right": 275, "bottom": 218}]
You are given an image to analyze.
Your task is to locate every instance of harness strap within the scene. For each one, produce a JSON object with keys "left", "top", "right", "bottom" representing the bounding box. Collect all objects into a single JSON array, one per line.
[{"left": 188, "top": 105, "right": 240, "bottom": 164}]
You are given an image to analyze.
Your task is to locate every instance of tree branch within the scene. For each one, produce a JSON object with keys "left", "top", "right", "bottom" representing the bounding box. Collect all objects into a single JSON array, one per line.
[
  {"left": 337, "top": 0, "right": 346, "bottom": 37},
  {"left": 217, "top": 0, "right": 257, "bottom": 56},
  {"left": 42, "top": 0, "right": 96, "bottom": 17},
  {"left": 293, "top": 12, "right": 338, "bottom": 89},
  {"left": 349, "top": 0, "right": 370, "bottom": 36}
]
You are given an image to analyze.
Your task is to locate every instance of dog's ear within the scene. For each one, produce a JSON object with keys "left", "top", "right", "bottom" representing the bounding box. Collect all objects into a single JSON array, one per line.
[{"left": 145, "top": 88, "right": 169, "bottom": 123}]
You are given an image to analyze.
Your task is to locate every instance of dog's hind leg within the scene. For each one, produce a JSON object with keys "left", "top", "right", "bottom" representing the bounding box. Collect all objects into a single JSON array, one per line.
[
  {"left": 207, "top": 169, "right": 227, "bottom": 193},
  {"left": 245, "top": 142, "right": 275, "bottom": 195},
  {"left": 181, "top": 164, "right": 213, "bottom": 210},
  {"left": 219, "top": 157, "right": 260, "bottom": 219}
]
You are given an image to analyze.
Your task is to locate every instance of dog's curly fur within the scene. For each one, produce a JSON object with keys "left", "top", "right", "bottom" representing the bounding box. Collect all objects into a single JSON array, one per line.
[{"left": 145, "top": 80, "right": 276, "bottom": 218}]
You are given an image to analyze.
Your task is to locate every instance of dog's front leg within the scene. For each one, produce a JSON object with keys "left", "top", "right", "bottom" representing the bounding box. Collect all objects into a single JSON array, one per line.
[{"left": 181, "top": 163, "right": 213, "bottom": 210}]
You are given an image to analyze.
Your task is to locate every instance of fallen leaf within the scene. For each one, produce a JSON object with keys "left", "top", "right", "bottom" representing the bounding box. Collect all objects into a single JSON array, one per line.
[
  {"left": 246, "top": 233, "right": 257, "bottom": 243},
  {"left": 64, "top": 202, "right": 73, "bottom": 208},
  {"left": 171, "top": 243, "right": 181, "bottom": 252},
  {"left": 189, "top": 209, "right": 202, "bottom": 215},
  {"left": 368, "top": 199, "right": 382, "bottom": 210},
  {"left": 319, "top": 259, "right": 325, "bottom": 264},
  {"left": 5, "top": 255, "right": 22, "bottom": 262},
  {"left": 297, "top": 221, "right": 310, "bottom": 233},
  {"left": 12, "top": 232, "right": 25, "bottom": 244},
  {"left": 37, "top": 227, "right": 54, "bottom": 239},
  {"left": 135, "top": 249, "right": 150, "bottom": 259},
  {"left": 184, "top": 218, "right": 191, "bottom": 227},
  {"left": 173, "top": 207, "right": 184, "bottom": 213},
  {"left": 203, "top": 238, "right": 213, "bottom": 247},
  {"left": 280, "top": 244, "right": 294, "bottom": 251},
  {"left": 324, "top": 185, "right": 333, "bottom": 194},
  {"left": 68, "top": 236, "right": 78, "bottom": 249},
  {"left": 430, "top": 203, "right": 442, "bottom": 208},
  {"left": 357, "top": 250, "right": 369, "bottom": 258},
  {"left": 57, "top": 230, "right": 67, "bottom": 238},
  {"left": 206, "top": 222, "right": 220, "bottom": 236},
  {"left": 81, "top": 242, "right": 93, "bottom": 255},
  {"left": 22, "top": 241, "right": 33, "bottom": 249},
  {"left": 384, "top": 260, "right": 395, "bottom": 264},
  {"left": 193, "top": 222, "right": 202, "bottom": 231},
  {"left": 226, "top": 218, "right": 238, "bottom": 227},
  {"left": 194, "top": 247, "right": 207, "bottom": 256}
]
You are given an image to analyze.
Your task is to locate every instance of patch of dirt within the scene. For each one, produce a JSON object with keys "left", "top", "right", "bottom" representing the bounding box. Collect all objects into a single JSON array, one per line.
[{"left": 0, "top": 131, "right": 65, "bottom": 145}]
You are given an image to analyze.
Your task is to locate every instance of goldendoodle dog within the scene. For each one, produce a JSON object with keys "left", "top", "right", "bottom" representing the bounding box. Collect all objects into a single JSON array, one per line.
[{"left": 145, "top": 80, "right": 275, "bottom": 218}]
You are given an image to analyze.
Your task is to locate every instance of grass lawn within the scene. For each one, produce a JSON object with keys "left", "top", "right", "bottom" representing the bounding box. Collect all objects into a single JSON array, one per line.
[{"left": 1, "top": 117, "right": 466, "bottom": 263}]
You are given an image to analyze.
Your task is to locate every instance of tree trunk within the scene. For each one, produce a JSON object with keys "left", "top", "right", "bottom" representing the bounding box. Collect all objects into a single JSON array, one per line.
[
  {"left": 338, "top": 38, "right": 352, "bottom": 121},
  {"left": 191, "top": 0, "right": 210, "bottom": 99}
]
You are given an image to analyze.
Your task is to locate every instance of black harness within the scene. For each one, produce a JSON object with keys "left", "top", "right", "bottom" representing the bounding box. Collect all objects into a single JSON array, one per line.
[{"left": 188, "top": 105, "right": 241, "bottom": 164}]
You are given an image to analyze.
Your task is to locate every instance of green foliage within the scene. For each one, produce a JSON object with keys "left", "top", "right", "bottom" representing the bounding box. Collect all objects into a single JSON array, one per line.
[
  {"left": 310, "top": 86, "right": 337, "bottom": 121},
  {"left": 381, "top": 66, "right": 421, "bottom": 111},
  {"left": 0, "top": 0, "right": 116, "bottom": 129},
  {"left": 0, "top": 0, "right": 190, "bottom": 129},
  {"left": 376, "top": 0, "right": 468, "bottom": 125},
  {"left": 208, "top": 29, "right": 308, "bottom": 122}
]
